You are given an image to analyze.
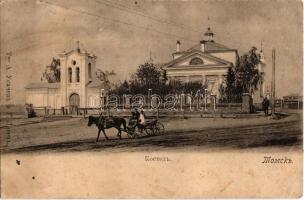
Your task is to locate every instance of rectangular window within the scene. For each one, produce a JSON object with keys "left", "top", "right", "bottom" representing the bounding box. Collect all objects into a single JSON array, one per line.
[
  {"left": 68, "top": 67, "right": 72, "bottom": 83},
  {"left": 76, "top": 67, "right": 80, "bottom": 82},
  {"left": 88, "top": 63, "right": 92, "bottom": 79}
]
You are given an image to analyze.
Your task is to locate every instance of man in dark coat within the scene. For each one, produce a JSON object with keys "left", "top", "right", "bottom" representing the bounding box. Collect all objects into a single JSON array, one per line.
[
  {"left": 134, "top": 108, "right": 140, "bottom": 120},
  {"left": 262, "top": 97, "right": 270, "bottom": 116},
  {"left": 129, "top": 108, "right": 140, "bottom": 129}
]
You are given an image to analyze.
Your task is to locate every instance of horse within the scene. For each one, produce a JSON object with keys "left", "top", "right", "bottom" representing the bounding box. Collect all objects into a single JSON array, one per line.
[{"left": 87, "top": 115, "right": 127, "bottom": 142}]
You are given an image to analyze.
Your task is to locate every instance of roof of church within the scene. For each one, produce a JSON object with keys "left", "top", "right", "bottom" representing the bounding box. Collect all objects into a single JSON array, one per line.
[
  {"left": 170, "top": 41, "right": 237, "bottom": 60},
  {"left": 154, "top": 63, "right": 166, "bottom": 69},
  {"left": 187, "top": 41, "right": 236, "bottom": 52},
  {"left": 87, "top": 80, "right": 105, "bottom": 88},
  {"left": 25, "top": 82, "right": 60, "bottom": 89},
  {"left": 58, "top": 48, "right": 97, "bottom": 58},
  {"left": 25, "top": 80, "right": 105, "bottom": 89}
]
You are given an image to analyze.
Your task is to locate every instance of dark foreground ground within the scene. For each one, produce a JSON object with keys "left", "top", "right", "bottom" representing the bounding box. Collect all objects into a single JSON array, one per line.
[{"left": 0, "top": 113, "right": 302, "bottom": 153}]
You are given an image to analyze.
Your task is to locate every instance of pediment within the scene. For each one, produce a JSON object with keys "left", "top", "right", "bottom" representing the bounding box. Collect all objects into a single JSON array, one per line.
[{"left": 165, "top": 50, "right": 231, "bottom": 69}]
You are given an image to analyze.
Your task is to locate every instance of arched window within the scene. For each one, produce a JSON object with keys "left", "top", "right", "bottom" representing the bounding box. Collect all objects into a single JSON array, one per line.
[
  {"left": 68, "top": 67, "right": 72, "bottom": 83},
  {"left": 76, "top": 67, "right": 80, "bottom": 82},
  {"left": 190, "top": 57, "right": 204, "bottom": 65},
  {"left": 88, "top": 63, "right": 92, "bottom": 79}
]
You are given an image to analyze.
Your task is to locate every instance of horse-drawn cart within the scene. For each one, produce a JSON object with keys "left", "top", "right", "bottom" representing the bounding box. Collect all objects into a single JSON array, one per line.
[
  {"left": 87, "top": 115, "right": 165, "bottom": 142},
  {"left": 127, "top": 119, "right": 165, "bottom": 138}
]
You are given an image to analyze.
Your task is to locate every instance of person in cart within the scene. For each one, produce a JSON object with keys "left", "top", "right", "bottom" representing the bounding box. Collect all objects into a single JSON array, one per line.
[
  {"left": 138, "top": 110, "right": 147, "bottom": 132},
  {"left": 134, "top": 108, "right": 140, "bottom": 120},
  {"left": 128, "top": 109, "right": 140, "bottom": 129},
  {"left": 139, "top": 110, "right": 146, "bottom": 124}
]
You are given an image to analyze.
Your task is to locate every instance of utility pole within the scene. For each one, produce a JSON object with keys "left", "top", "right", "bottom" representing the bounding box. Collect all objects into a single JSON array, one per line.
[{"left": 271, "top": 49, "right": 276, "bottom": 116}]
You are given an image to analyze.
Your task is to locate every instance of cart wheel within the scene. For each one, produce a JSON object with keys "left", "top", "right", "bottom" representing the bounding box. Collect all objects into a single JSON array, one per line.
[
  {"left": 145, "top": 128, "right": 154, "bottom": 136},
  {"left": 127, "top": 126, "right": 136, "bottom": 138},
  {"left": 134, "top": 126, "right": 144, "bottom": 138},
  {"left": 155, "top": 122, "right": 165, "bottom": 135},
  {"left": 128, "top": 131, "right": 140, "bottom": 139},
  {"left": 127, "top": 131, "right": 135, "bottom": 139}
]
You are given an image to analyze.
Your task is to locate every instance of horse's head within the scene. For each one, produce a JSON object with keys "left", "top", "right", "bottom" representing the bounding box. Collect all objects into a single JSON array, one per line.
[{"left": 87, "top": 116, "right": 94, "bottom": 126}]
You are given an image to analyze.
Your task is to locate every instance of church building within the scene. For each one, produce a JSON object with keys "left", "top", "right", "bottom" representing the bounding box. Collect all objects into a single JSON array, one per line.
[
  {"left": 162, "top": 27, "right": 266, "bottom": 102},
  {"left": 25, "top": 44, "right": 104, "bottom": 113}
]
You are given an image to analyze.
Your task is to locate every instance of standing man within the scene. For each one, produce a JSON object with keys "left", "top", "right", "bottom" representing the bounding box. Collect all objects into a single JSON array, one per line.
[{"left": 262, "top": 97, "right": 270, "bottom": 116}]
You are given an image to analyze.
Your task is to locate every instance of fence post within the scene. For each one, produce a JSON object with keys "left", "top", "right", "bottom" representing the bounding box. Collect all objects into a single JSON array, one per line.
[
  {"left": 211, "top": 95, "right": 216, "bottom": 111},
  {"left": 204, "top": 94, "right": 207, "bottom": 111},
  {"left": 242, "top": 93, "right": 251, "bottom": 113},
  {"left": 180, "top": 93, "right": 184, "bottom": 111}
]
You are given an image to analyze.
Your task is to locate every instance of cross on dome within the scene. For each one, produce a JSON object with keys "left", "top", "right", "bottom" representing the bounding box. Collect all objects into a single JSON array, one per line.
[{"left": 76, "top": 40, "right": 80, "bottom": 52}]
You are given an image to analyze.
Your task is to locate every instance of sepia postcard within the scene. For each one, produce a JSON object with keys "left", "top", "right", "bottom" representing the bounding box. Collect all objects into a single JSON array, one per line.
[{"left": 0, "top": 0, "right": 303, "bottom": 198}]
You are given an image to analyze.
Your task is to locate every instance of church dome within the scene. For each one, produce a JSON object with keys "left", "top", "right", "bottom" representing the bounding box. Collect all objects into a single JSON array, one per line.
[
  {"left": 204, "top": 27, "right": 214, "bottom": 42},
  {"left": 204, "top": 27, "right": 214, "bottom": 36}
]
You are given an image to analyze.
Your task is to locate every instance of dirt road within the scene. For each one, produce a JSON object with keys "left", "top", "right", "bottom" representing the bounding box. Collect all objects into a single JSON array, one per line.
[{"left": 1, "top": 114, "right": 302, "bottom": 153}]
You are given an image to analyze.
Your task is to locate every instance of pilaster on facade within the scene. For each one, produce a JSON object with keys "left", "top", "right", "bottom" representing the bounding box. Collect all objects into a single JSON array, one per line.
[{"left": 202, "top": 75, "right": 206, "bottom": 85}]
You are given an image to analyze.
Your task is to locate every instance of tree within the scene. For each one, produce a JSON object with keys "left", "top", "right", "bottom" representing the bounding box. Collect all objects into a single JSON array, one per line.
[
  {"left": 111, "top": 80, "right": 130, "bottom": 96},
  {"left": 218, "top": 83, "right": 226, "bottom": 102},
  {"left": 42, "top": 58, "right": 60, "bottom": 83},
  {"left": 130, "top": 62, "right": 165, "bottom": 94},
  {"left": 109, "top": 62, "right": 167, "bottom": 95},
  {"left": 235, "top": 47, "right": 262, "bottom": 94},
  {"left": 226, "top": 67, "right": 236, "bottom": 95},
  {"left": 110, "top": 62, "right": 206, "bottom": 96},
  {"left": 135, "top": 62, "right": 162, "bottom": 86},
  {"left": 218, "top": 47, "right": 262, "bottom": 103},
  {"left": 183, "top": 81, "right": 206, "bottom": 94},
  {"left": 96, "top": 69, "right": 116, "bottom": 90},
  {"left": 166, "top": 79, "right": 184, "bottom": 94},
  {"left": 129, "top": 79, "right": 142, "bottom": 94}
]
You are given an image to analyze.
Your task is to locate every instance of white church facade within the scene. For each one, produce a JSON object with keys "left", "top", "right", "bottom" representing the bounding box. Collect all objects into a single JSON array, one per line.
[
  {"left": 163, "top": 27, "right": 266, "bottom": 103},
  {"left": 25, "top": 45, "right": 104, "bottom": 113}
]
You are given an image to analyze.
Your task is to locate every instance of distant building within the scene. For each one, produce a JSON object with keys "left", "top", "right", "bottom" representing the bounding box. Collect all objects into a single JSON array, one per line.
[
  {"left": 283, "top": 94, "right": 303, "bottom": 102},
  {"left": 25, "top": 44, "right": 104, "bottom": 114},
  {"left": 283, "top": 94, "right": 303, "bottom": 109},
  {"left": 162, "top": 27, "right": 266, "bottom": 103}
]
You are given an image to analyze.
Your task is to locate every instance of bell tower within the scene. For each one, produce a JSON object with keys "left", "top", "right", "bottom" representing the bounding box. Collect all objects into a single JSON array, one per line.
[{"left": 58, "top": 41, "right": 97, "bottom": 110}]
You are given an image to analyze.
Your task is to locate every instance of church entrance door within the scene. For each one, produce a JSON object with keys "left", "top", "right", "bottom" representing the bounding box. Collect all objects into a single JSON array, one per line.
[{"left": 69, "top": 93, "right": 80, "bottom": 115}]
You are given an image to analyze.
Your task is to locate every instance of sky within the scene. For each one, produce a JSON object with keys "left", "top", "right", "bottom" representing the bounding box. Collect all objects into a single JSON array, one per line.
[{"left": 0, "top": 0, "right": 303, "bottom": 104}]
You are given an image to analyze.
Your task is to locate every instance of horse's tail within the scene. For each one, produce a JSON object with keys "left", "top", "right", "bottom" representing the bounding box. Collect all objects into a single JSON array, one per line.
[{"left": 122, "top": 118, "right": 127, "bottom": 132}]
